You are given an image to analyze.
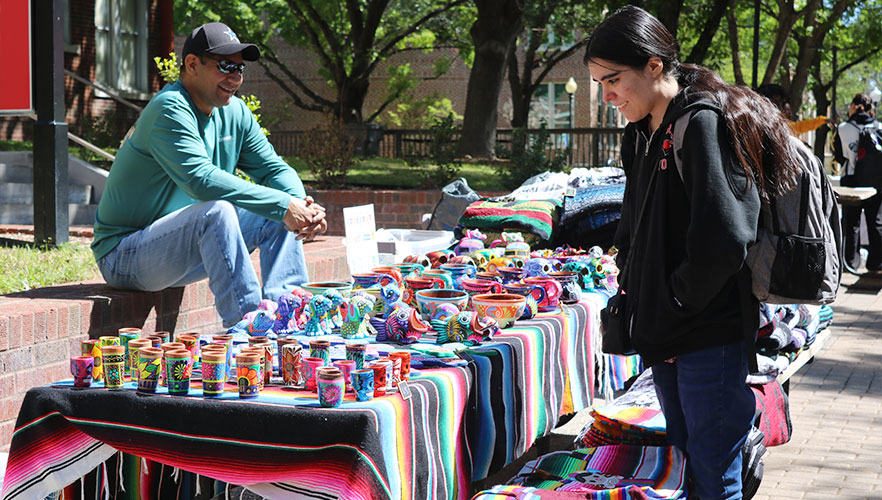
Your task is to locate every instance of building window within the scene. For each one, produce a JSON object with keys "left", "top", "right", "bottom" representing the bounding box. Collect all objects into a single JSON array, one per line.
[
  {"left": 530, "top": 82, "right": 571, "bottom": 129},
  {"left": 95, "top": 0, "right": 148, "bottom": 94}
]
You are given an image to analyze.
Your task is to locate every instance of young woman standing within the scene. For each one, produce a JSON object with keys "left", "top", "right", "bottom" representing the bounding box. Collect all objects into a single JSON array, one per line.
[{"left": 585, "top": 6, "right": 802, "bottom": 499}]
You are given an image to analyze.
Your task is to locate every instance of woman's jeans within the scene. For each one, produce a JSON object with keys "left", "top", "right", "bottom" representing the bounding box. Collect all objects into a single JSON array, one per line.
[
  {"left": 652, "top": 342, "right": 755, "bottom": 500},
  {"left": 97, "top": 201, "right": 309, "bottom": 328}
]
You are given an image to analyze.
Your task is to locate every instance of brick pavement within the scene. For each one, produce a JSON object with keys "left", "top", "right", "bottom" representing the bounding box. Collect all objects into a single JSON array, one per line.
[{"left": 753, "top": 271, "right": 882, "bottom": 500}]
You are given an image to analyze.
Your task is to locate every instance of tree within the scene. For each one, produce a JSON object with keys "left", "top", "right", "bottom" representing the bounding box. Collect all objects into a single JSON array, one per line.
[
  {"left": 458, "top": 0, "right": 525, "bottom": 158},
  {"left": 174, "top": 0, "right": 472, "bottom": 124},
  {"left": 506, "top": 0, "right": 601, "bottom": 129}
]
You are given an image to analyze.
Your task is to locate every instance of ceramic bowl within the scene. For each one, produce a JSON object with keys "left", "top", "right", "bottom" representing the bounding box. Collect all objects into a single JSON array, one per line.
[
  {"left": 414, "top": 289, "right": 469, "bottom": 320},
  {"left": 301, "top": 281, "right": 353, "bottom": 299},
  {"left": 470, "top": 293, "right": 527, "bottom": 329}
]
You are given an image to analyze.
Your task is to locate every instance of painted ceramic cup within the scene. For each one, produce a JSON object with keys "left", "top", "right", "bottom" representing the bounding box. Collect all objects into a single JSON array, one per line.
[
  {"left": 165, "top": 349, "right": 192, "bottom": 396},
  {"left": 117, "top": 328, "right": 141, "bottom": 375},
  {"left": 281, "top": 343, "right": 304, "bottom": 386},
  {"left": 366, "top": 363, "right": 387, "bottom": 397},
  {"left": 154, "top": 331, "right": 171, "bottom": 345},
  {"left": 425, "top": 250, "right": 454, "bottom": 269},
  {"left": 252, "top": 342, "right": 274, "bottom": 385},
  {"left": 70, "top": 356, "right": 94, "bottom": 388},
  {"left": 211, "top": 335, "right": 234, "bottom": 381},
  {"left": 391, "top": 262, "right": 424, "bottom": 278},
  {"left": 440, "top": 263, "right": 477, "bottom": 290},
  {"left": 201, "top": 344, "right": 228, "bottom": 386},
  {"left": 414, "top": 289, "right": 469, "bottom": 320},
  {"left": 403, "top": 276, "right": 445, "bottom": 307},
  {"left": 101, "top": 345, "right": 126, "bottom": 390},
  {"left": 301, "top": 356, "right": 325, "bottom": 391},
  {"left": 471, "top": 293, "right": 527, "bottom": 329},
  {"left": 126, "top": 338, "right": 153, "bottom": 383},
  {"left": 332, "top": 359, "right": 357, "bottom": 391},
  {"left": 200, "top": 350, "right": 227, "bottom": 397},
  {"left": 159, "top": 342, "right": 185, "bottom": 387},
  {"left": 372, "top": 266, "right": 405, "bottom": 288},
  {"left": 351, "top": 272, "right": 395, "bottom": 290},
  {"left": 309, "top": 339, "right": 331, "bottom": 366},
  {"left": 420, "top": 269, "right": 454, "bottom": 289},
  {"left": 175, "top": 333, "right": 200, "bottom": 363},
  {"left": 136, "top": 347, "right": 163, "bottom": 393},
  {"left": 239, "top": 346, "right": 266, "bottom": 390},
  {"left": 389, "top": 351, "right": 412, "bottom": 381},
  {"left": 145, "top": 335, "right": 163, "bottom": 348},
  {"left": 98, "top": 337, "right": 120, "bottom": 382},
  {"left": 301, "top": 281, "right": 353, "bottom": 299},
  {"left": 378, "top": 356, "right": 400, "bottom": 389},
  {"left": 523, "top": 276, "right": 563, "bottom": 312},
  {"left": 475, "top": 271, "right": 502, "bottom": 283},
  {"left": 351, "top": 369, "right": 374, "bottom": 401},
  {"left": 316, "top": 367, "right": 345, "bottom": 408},
  {"left": 236, "top": 351, "right": 261, "bottom": 399},
  {"left": 496, "top": 266, "right": 525, "bottom": 285},
  {"left": 81, "top": 339, "right": 103, "bottom": 381},
  {"left": 503, "top": 283, "right": 547, "bottom": 319},
  {"left": 460, "top": 278, "right": 504, "bottom": 298},
  {"left": 345, "top": 342, "right": 367, "bottom": 369},
  {"left": 549, "top": 271, "right": 582, "bottom": 304}
]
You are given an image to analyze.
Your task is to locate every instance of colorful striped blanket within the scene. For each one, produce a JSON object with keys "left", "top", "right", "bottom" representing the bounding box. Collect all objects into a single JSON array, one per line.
[
  {"left": 474, "top": 445, "right": 687, "bottom": 499},
  {"left": 459, "top": 199, "right": 562, "bottom": 241},
  {"left": 2, "top": 302, "right": 605, "bottom": 500}
]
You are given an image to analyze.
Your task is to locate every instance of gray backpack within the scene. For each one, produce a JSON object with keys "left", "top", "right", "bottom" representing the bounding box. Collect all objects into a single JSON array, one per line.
[{"left": 671, "top": 111, "right": 843, "bottom": 304}]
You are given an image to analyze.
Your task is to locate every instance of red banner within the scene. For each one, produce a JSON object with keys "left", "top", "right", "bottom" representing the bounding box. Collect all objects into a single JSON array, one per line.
[{"left": 0, "top": 0, "right": 32, "bottom": 115}]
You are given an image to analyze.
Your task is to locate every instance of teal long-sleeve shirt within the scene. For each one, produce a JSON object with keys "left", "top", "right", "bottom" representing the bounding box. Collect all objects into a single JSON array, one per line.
[{"left": 92, "top": 80, "right": 306, "bottom": 261}]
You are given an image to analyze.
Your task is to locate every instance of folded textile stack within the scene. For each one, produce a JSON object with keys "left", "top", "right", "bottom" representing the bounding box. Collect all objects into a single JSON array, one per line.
[
  {"left": 749, "top": 303, "right": 834, "bottom": 384},
  {"left": 576, "top": 405, "right": 667, "bottom": 448},
  {"left": 471, "top": 445, "right": 687, "bottom": 499},
  {"left": 458, "top": 198, "right": 562, "bottom": 243}
]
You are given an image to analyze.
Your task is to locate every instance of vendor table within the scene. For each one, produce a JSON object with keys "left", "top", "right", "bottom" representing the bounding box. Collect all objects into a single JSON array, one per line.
[{"left": 1, "top": 298, "right": 606, "bottom": 500}]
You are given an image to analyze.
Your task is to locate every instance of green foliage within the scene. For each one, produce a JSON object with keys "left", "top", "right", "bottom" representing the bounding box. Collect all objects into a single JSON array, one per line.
[
  {"left": 301, "top": 114, "right": 358, "bottom": 188},
  {"left": 0, "top": 241, "right": 99, "bottom": 294},
  {"left": 493, "top": 123, "right": 568, "bottom": 191},
  {"left": 404, "top": 113, "right": 462, "bottom": 189},
  {"left": 154, "top": 52, "right": 180, "bottom": 83},
  {"left": 0, "top": 140, "right": 33, "bottom": 152},
  {"left": 241, "top": 94, "right": 270, "bottom": 136}
]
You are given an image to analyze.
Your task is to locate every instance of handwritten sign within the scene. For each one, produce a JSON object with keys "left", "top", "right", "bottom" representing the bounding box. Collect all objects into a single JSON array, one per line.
[{"left": 343, "top": 204, "right": 379, "bottom": 274}]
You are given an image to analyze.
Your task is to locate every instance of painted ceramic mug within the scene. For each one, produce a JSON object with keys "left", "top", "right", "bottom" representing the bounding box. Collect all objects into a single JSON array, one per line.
[
  {"left": 388, "top": 351, "right": 412, "bottom": 381},
  {"left": 200, "top": 350, "right": 227, "bottom": 397},
  {"left": 503, "top": 283, "right": 547, "bottom": 319},
  {"left": 460, "top": 277, "right": 504, "bottom": 297},
  {"left": 549, "top": 271, "right": 582, "bottom": 304},
  {"left": 117, "top": 328, "right": 141, "bottom": 375},
  {"left": 366, "top": 363, "right": 387, "bottom": 397},
  {"left": 345, "top": 342, "right": 367, "bottom": 369},
  {"left": 351, "top": 369, "right": 374, "bottom": 401},
  {"left": 523, "top": 276, "right": 563, "bottom": 312},
  {"left": 165, "top": 349, "right": 192, "bottom": 396},
  {"left": 80, "top": 339, "right": 103, "bottom": 381},
  {"left": 236, "top": 351, "right": 262, "bottom": 399},
  {"left": 239, "top": 346, "right": 267, "bottom": 390},
  {"left": 301, "top": 356, "right": 325, "bottom": 391},
  {"left": 126, "top": 338, "right": 154, "bottom": 383},
  {"left": 281, "top": 343, "right": 304, "bottom": 386},
  {"left": 332, "top": 359, "right": 357, "bottom": 391},
  {"left": 403, "top": 275, "right": 445, "bottom": 307}
]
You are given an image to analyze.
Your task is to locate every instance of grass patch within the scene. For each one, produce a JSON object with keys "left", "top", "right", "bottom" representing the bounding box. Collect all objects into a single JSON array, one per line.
[
  {"left": 286, "top": 156, "right": 504, "bottom": 193},
  {"left": 0, "top": 241, "right": 100, "bottom": 294}
]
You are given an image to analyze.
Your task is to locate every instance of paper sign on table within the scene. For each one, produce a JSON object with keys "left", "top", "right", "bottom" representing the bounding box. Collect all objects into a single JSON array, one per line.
[{"left": 343, "top": 204, "right": 380, "bottom": 274}]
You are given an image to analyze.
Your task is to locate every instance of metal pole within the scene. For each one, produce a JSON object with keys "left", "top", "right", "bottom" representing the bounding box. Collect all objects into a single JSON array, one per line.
[
  {"left": 32, "top": 0, "right": 68, "bottom": 246},
  {"left": 569, "top": 92, "right": 575, "bottom": 167}
]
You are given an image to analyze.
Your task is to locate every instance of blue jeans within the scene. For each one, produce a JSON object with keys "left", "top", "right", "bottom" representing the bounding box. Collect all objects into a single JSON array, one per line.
[
  {"left": 652, "top": 342, "right": 755, "bottom": 500},
  {"left": 97, "top": 200, "right": 309, "bottom": 328}
]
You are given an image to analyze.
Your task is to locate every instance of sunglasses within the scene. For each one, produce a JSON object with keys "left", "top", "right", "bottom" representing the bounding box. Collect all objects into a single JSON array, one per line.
[{"left": 202, "top": 54, "right": 246, "bottom": 75}]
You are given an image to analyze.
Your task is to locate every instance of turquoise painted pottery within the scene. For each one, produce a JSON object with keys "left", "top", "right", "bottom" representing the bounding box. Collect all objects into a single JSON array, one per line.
[
  {"left": 301, "top": 281, "right": 353, "bottom": 299},
  {"left": 414, "top": 289, "right": 469, "bottom": 320}
]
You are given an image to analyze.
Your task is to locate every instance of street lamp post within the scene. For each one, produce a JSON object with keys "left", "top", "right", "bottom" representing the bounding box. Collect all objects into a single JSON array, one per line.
[{"left": 565, "top": 77, "right": 578, "bottom": 166}]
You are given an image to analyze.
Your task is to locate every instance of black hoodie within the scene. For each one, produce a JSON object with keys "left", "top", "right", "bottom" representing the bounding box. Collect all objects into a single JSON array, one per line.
[{"left": 615, "top": 88, "right": 760, "bottom": 367}]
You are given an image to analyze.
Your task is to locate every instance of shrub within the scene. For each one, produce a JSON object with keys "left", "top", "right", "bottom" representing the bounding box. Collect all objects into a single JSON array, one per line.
[
  {"left": 301, "top": 114, "right": 358, "bottom": 188},
  {"left": 405, "top": 113, "right": 462, "bottom": 189},
  {"left": 493, "top": 122, "right": 569, "bottom": 191}
]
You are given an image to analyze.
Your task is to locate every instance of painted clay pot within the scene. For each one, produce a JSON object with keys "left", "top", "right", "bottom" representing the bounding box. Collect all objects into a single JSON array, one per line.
[
  {"left": 470, "top": 293, "right": 527, "bottom": 329},
  {"left": 496, "top": 266, "right": 524, "bottom": 285},
  {"left": 440, "top": 263, "right": 477, "bottom": 290},
  {"left": 420, "top": 269, "right": 454, "bottom": 289},
  {"left": 503, "top": 283, "right": 547, "bottom": 319},
  {"left": 414, "top": 289, "right": 469, "bottom": 320},
  {"left": 403, "top": 275, "right": 445, "bottom": 307},
  {"left": 70, "top": 356, "right": 94, "bottom": 388},
  {"left": 301, "top": 281, "right": 353, "bottom": 299},
  {"left": 351, "top": 272, "right": 395, "bottom": 290},
  {"left": 460, "top": 278, "right": 504, "bottom": 303},
  {"left": 391, "top": 262, "right": 424, "bottom": 278},
  {"left": 372, "top": 266, "right": 405, "bottom": 288}
]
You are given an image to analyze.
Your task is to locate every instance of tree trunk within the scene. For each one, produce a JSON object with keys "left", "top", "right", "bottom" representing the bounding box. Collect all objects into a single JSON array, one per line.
[
  {"left": 684, "top": 0, "right": 731, "bottom": 64},
  {"left": 338, "top": 77, "right": 370, "bottom": 123},
  {"left": 459, "top": 0, "right": 525, "bottom": 158},
  {"left": 811, "top": 83, "right": 831, "bottom": 159},
  {"left": 725, "top": 0, "right": 744, "bottom": 86}
]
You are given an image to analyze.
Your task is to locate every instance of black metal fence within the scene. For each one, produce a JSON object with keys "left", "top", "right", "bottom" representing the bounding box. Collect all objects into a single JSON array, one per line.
[{"left": 269, "top": 127, "right": 626, "bottom": 167}]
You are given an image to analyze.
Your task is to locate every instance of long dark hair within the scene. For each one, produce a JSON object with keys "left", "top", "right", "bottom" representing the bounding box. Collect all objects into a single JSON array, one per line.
[
  {"left": 852, "top": 93, "right": 873, "bottom": 115},
  {"left": 585, "top": 5, "right": 800, "bottom": 202}
]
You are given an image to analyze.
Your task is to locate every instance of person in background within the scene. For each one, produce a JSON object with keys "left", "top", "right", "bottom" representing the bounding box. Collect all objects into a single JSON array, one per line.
[
  {"left": 586, "top": 6, "right": 803, "bottom": 498},
  {"left": 832, "top": 93, "right": 882, "bottom": 273},
  {"left": 92, "top": 22, "right": 327, "bottom": 327}
]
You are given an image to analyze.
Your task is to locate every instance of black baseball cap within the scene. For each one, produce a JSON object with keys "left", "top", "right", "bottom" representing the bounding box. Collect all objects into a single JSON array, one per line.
[{"left": 182, "top": 22, "right": 260, "bottom": 61}]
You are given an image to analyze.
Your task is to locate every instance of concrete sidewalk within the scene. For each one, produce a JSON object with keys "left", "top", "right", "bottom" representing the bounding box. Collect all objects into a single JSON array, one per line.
[{"left": 753, "top": 271, "right": 882, "bottom": 499}]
